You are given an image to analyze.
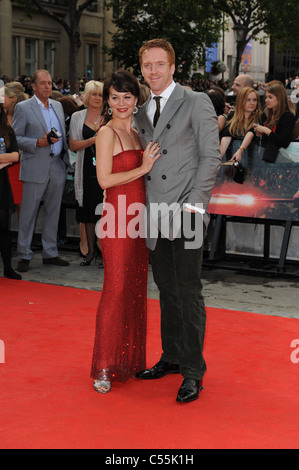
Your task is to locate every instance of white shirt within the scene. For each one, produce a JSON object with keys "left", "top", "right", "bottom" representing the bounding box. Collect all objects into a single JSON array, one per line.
[
  {"left": 146, "top": 81, "right": 176, "bottom": 123},
  {"left": 34, "top": 95, "right": 63, "bottom": 156}
]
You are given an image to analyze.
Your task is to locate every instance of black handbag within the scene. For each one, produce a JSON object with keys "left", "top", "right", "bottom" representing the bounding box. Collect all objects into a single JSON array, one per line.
[{"left": 232, "top": 161, "right": 246, "bottom": 184}]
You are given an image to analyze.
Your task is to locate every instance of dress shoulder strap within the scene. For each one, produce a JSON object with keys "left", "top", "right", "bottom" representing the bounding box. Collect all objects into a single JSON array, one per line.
[
  {"left": 111, "top": 128, "right": 124, "bottom": 152},
  {"left": 131, "top": 127, "right": 143, "bottom": 148}
]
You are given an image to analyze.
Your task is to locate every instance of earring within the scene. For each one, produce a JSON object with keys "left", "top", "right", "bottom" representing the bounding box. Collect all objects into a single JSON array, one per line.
[
  {"left": 133, "top": 106, "right": 138, "bottom": 115},
  {"left": 108, "top": 106, "right": 112, "bottom": 116}
]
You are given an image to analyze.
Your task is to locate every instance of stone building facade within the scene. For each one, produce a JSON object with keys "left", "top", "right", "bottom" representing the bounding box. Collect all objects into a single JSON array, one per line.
[{"left": 0, "top": 0, "right": 115, "bottom": 81}]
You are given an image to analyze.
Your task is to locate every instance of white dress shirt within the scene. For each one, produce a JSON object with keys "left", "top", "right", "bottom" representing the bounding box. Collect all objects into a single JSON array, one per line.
[
  {"left": 34, "top": 95, "right": 63, "bottom": 157},
  {"left": 146, "top": 81, "right": 176, "bottom": 124}
]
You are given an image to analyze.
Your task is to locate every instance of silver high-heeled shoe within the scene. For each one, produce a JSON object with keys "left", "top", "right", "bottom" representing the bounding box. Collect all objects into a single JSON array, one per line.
[
  {"left": 94, "top": 370, "right": 111, "bottom": 394},
  {"left": 94, "top": 380, "right": 111, "bottom": 394}
]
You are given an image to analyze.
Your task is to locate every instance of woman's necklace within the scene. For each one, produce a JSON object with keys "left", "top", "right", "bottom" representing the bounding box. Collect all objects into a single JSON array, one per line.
[{"left": 86, "top": 113, "right": 101, "bottom": 125}]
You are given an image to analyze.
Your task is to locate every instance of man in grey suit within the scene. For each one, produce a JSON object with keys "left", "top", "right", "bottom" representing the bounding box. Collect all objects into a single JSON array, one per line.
[
  {"left": 13, "top": 69, "right": 71, "bottom": 272},
  {"left": 135, "top": 39, "right": 221, "bottom": 403}
]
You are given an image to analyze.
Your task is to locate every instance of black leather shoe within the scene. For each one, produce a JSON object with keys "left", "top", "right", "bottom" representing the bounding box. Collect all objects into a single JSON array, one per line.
[
  {"left": 176, "top": 378, "right": 204, "bottom": 403},
  {"left": 136, "top": 360, "right": 180, "bottom": 379},
  {"left": 17, "top": 259, "right": 30, "bottom": 272},
  {"left": 4, "top": 267, "right": 22, "bottom": 280}
]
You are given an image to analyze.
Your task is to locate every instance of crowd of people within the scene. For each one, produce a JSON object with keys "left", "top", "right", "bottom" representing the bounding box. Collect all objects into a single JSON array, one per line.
[
  {"left": 2, "top": 70, "right": 292, "bottom": 100},
  {"left": 1, "top": 44, "right": 299, "bottom": 403}
]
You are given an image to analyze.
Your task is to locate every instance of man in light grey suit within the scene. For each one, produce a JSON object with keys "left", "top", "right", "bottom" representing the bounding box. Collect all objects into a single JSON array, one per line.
[
  {"left": 135, "top": 39, "right": 221, "bottom": 403},
  {"left": 13, "top": 69, "right": 71, "bottom": 272}
]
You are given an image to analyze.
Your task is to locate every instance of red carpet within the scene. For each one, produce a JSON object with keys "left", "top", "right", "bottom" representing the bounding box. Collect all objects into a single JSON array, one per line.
[{"left": 0, "top": 278, "right": 299, "bottom": 449}]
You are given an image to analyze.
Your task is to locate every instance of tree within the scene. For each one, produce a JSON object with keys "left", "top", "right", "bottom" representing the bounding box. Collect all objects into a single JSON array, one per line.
[
  {"left": 210, "top": 0, "right": 299, "bottom": 77},
  {"left": 106, "top": 0, "right": 223, "bottom": 80},
  {"left": 13, "top": 0, "right": 97, "bottom": 92}
]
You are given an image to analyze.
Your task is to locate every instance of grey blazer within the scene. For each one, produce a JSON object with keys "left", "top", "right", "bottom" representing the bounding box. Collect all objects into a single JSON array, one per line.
[
  {"left": 134, "top": 83, "right": 221, "bottom": 250},
  {"left": 12, "top": 96, "right": 70, "bottom": 184}
]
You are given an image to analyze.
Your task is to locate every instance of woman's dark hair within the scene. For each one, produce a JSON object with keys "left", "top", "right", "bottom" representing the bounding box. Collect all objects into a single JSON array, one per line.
[
  {"left": 0, "top": 103, "right": 11, "bottom": 147},
  {"left": 57, "top": 96, "right": 80, "bottom": 117},
  {"left": 206, "top": 89, "right": 225, "bottom": 116},
  {"left": 102, "top": 70, "right": 140, "bottom": 123},
  {"left": 263, "top": 82, "right": 295, "bottom": 128}
]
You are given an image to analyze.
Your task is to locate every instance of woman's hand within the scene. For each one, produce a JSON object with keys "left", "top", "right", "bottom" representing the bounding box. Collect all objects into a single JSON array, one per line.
[
  {"left": 230, "top": 148, "right": 242, "bottom": 162},
  {"left": 0, "top": 162, "right": 12, "bottom": 170},
  {"left": 0, "top": 151, "right": 19, "bottom": 164},
  {"left": 253, "top": 123, "right": 270, "bottom": 137},
  {"left": 89, "top": 136, "right": 96, "bottom": 146},
  {"left": 69, "top": 135, "right": 96, "bottom": 152},
  {"left": 141, "top": 141, "right": 161, "bottom": 173}
]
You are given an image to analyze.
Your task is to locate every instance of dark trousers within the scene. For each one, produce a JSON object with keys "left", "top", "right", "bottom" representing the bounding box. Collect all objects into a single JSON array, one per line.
[
  {"left": 149, "top": 212, "right": 207, "bottom": 380},
  {"left": 0, "top": 208, "right": 12, "bottom": 270}
]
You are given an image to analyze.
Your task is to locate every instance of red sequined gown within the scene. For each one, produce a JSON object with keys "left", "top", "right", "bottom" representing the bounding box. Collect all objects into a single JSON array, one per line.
[{"left": 90, "top": 129, "right": 148, "bottom": 383}]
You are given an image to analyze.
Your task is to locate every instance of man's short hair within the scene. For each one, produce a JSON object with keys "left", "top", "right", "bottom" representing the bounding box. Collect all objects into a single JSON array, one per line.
[
  {"left": 31, "top": 69, "right": 52, "bottom": 84},
  {"left": 139, "top": 38, "right": 175, "bottom": 67}
]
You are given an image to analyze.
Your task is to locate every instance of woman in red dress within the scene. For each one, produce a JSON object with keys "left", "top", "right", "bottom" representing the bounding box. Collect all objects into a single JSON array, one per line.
[{"left": 90, "top": 71, "right": 161, "bottom": 393}]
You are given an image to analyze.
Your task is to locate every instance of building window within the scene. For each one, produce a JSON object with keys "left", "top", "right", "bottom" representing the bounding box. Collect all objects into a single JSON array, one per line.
[
  {"left": 12, "top": 37, "right": 20, "bottom": 78},
  {"left": 25, "top": 38, "right": 38, "bottom": 76},
  {"left": 86, "top": 1, "right": 98, "bottom": 12},
  {"left": 44, "top": 41, "right": 54, "bottom": 75},
  {"left": 86, "top": 44, "right": 96, "bottom": 79},
  {"left": 269, "top": 42, "right": 299, "bottom": 82}
]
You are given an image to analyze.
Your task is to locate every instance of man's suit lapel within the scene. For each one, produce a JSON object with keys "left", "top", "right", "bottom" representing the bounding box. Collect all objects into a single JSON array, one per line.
[
  {"left": 137, "top": 84, "right": 185, "bottom": 139},
  {"left": 30, "top": 97, "right": 48, "bottom": 133},
  {"left": 137, "top": 97, "right": 153, "bottom": 135}
]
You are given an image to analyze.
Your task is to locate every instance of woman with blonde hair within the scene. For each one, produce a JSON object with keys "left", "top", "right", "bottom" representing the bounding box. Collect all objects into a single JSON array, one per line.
[
  {"left": 4, "top": 82, "right": 28, "bottom": 215},
  {"left": 69, "top": 80, "right": 105, "bottom": 266},
  {"left": 220, "top": 87, "right": 262, "bottom": 160},
  {"left": 4, "top": 82, "right": 28, "bottom": 120}
]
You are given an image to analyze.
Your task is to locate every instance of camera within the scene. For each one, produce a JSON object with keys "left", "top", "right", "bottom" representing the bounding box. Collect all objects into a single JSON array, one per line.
[{"left": 48, "top": 127, "right": 62, "bottom": 139}]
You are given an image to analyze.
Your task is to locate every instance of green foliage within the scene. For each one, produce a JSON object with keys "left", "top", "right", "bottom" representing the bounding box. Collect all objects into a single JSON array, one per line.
[
  {"left": 106, "top": 0, "right": 223, "bottom": 79},
  {"left": 260, "top": 0, "right": 299, "bottom": 50},
  {"left": 209, "top": 0, "right": 299, "bottom": 76},
  {"left": 211, "top": 60, "right": 226, "bottom": 75},
  {"left": 211, "top": 0, "right": 299, "bottom": 49}
]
